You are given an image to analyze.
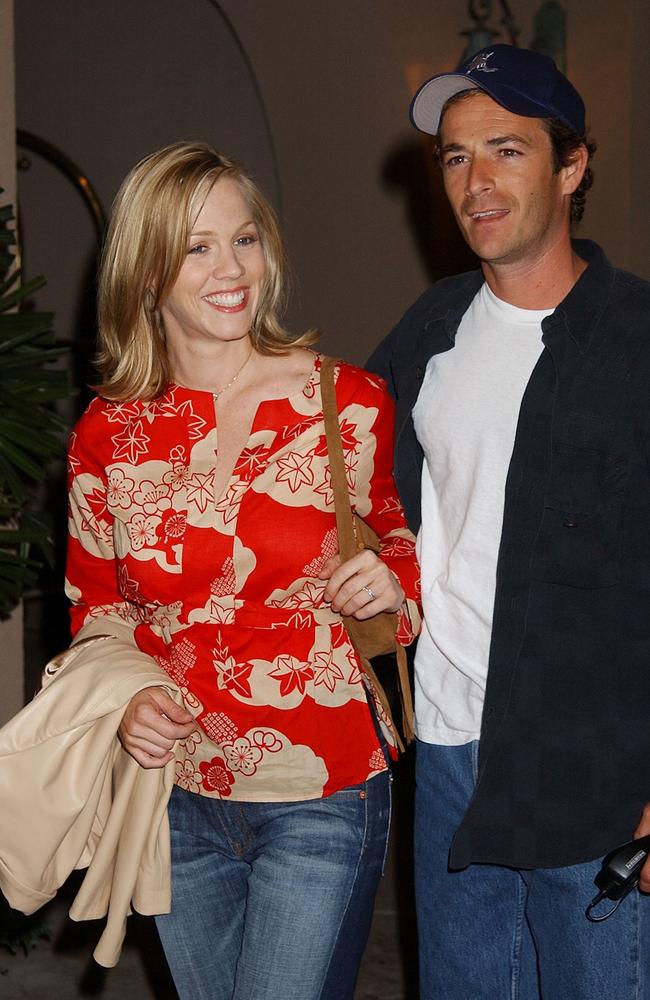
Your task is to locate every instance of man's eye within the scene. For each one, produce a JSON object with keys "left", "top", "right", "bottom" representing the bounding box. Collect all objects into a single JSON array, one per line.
[
  {"left": 498, "top": 148, "right": 520, "bottom": 157},
  {"left": 444, "top": 155, "right": 466, "bottom": 168}
]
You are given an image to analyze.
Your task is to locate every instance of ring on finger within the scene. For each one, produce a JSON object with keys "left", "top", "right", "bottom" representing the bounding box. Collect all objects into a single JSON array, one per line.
[{"left": 362, "top": 584, "right": 377, "bottom": 601}]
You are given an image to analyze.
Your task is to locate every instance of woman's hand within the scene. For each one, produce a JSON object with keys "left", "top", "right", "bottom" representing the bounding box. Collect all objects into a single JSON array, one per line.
[
  {"left": 118, "top": 687, "right": 198, "bottom": 769},
  {"left": 318, "top": 548, "right": 405, "bottom": 619}
]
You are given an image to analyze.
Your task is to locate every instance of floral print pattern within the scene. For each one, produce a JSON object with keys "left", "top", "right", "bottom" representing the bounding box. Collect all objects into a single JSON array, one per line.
[{"left": 66, "top": 356, "right": 420, "bottom": 801}]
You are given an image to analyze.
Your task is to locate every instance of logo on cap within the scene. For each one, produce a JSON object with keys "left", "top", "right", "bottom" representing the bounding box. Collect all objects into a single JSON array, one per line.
[{"left": 465, "top": 51, "right": 497, "bottom": 74}]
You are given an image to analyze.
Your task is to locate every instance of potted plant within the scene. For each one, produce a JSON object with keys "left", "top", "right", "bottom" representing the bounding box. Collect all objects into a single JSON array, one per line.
[{"left": 0, "top": 194, "right": 69, "bottom": 619}]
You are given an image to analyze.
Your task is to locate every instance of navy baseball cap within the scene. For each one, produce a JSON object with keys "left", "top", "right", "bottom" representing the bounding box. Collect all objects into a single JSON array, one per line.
[{"left": 410, "top": 44, "right": 585, "bottom": 135}]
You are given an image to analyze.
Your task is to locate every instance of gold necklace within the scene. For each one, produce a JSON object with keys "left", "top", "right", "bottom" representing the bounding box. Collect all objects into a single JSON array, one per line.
[{"left": 213, "top": 348, "right": 254, "bottom": 400}]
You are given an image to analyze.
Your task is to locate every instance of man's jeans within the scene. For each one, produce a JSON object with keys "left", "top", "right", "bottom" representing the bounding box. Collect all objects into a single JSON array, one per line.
[
  {"left": 415, "top": 739, "right": 650, "bottom": 1000},
  {"left": 155, "top": 771, "right": 391, "bottom": 1000}
]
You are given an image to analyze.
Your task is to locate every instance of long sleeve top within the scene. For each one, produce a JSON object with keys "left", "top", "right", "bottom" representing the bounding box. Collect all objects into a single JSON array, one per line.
[{"left": 66, "top": 354, "right": 420, "bottom": 802}]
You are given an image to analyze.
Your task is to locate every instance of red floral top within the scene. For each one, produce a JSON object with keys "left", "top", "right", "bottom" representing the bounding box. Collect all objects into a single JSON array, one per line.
[{"left": 66, "top": 355, "right": 420, "bottom": 801}]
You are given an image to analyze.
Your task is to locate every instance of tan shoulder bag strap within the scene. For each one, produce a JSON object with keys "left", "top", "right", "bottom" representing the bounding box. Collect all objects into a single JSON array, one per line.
[
  {"left": 320, "top": 356, "right": 357, "bottom": 563},
  {"left": 319, "top": 355, "right": 414, "bottom": 749}
]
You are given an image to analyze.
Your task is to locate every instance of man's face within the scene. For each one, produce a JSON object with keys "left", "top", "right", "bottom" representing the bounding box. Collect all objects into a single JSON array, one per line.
[{"left": 439, "top": 92, "right": 574, "bottom": 269}]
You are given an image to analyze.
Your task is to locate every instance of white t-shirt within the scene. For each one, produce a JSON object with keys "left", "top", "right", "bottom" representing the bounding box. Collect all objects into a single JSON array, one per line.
[{"left": 412, "top": 282, "right": 552, "bottom": 745}]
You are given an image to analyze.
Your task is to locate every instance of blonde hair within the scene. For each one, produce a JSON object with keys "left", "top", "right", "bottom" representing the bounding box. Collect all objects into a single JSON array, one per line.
[{"left": 95, "top": 141, "right": 317, "bottom": 400}]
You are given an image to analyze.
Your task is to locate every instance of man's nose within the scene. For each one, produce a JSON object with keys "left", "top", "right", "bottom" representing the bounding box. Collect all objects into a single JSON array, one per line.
[{"left": 464, "top": 158, "right": 493, "bottom": 198}]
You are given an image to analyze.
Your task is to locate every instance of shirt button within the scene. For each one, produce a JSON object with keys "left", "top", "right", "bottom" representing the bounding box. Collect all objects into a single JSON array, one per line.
[{"left": 359, "top": 790, "right": 366, "bottom": 800}]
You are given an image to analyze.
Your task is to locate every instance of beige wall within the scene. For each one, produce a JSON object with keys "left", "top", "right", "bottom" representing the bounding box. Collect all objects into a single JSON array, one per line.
[
  {"left": 630, "top": 0, "right": 650, "bottom": 273},
  {"left": 0, "top": 0, "right": 15, "bottom": 208},
  {"left": 15, "top": 0, "right": 650, "bottom": 368},
  {"left": 0, "top": 0, "right": 23, "bottom": 723},
  {"left": 220, "top": 1, "right": 435, "bottom": 361}
]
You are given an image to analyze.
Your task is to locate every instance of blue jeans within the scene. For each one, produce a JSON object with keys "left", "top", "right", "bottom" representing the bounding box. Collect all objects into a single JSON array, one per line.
[
  {"left": 415, "top": 740, "right": 650, "bottom": 1000},
  {"left": 155, "top": 770, "right": 391, "bottom": 1000}
]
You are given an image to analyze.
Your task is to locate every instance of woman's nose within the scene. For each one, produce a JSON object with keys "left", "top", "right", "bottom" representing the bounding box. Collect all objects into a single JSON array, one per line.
[{"left": 212, "top": 245, "right": 244, "bottom": 280}]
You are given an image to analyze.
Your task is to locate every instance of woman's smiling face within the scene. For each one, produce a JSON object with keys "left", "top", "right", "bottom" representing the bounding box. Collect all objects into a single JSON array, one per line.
[{"left": 160, "top": 175, "right": 267, "bottom": 357}]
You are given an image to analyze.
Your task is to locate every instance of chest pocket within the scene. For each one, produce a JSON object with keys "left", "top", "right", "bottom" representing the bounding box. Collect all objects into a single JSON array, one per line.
[{"left": 531, "top": 444, "right": 628, "bottom": 589}]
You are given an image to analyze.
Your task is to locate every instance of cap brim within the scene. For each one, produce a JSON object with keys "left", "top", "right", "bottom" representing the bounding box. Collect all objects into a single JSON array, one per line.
[{"left": 410, "top": 74, "right": 481, "bottom": 135}]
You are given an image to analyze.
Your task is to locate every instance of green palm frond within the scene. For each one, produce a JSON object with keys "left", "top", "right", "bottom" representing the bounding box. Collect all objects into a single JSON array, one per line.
[{"left": 0, "top": 196, "right": 69, "bottom": 618}]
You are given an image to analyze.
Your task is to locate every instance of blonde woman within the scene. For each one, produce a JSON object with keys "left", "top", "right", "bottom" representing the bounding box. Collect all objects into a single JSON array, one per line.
[{"left": 66, "top": 142, "right": 420, "bottom": 1000}]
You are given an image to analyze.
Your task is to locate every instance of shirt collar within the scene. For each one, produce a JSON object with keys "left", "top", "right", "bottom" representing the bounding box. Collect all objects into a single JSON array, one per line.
[
  {"left": 542, "top": 239, "right": 616, "bottom": 353},
  {"left": 421, "top": 269, "right": 484, "bottom": 348},
  {"left": 417, "top": 239, "right": 614, "bottom": 357}
]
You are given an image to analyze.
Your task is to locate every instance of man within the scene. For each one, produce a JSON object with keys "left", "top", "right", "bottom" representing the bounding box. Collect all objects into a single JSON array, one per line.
[{"left": 368, "top": 44, "right": 650, "bottom": 999}]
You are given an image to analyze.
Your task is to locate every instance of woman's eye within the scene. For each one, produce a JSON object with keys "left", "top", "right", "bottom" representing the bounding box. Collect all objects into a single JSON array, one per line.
[
  {"left": 188, "top": 243, "right": 208, "bottom": 255},
  {"left": 235, "top": 234, "right": 257, "bottom": 248}
]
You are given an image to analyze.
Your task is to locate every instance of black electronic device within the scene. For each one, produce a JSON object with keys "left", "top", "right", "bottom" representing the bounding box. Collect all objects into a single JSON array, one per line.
[{"left": 585, "top": 834, "right": 650, "bottom": 922}]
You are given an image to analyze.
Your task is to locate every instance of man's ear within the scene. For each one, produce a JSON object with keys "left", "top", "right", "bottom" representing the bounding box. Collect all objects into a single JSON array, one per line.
[{"left": 561, "top": 144, "right": 589, "bottom": 196}]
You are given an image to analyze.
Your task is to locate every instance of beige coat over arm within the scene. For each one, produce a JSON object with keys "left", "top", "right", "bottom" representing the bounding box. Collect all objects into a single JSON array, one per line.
[{"left": 0, "top": 620, "right": 181, "bottom": 967}]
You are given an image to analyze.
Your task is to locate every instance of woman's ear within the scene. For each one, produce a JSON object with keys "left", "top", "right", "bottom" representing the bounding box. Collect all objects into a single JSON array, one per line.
[{"left": 144, "top": 285, "right": 158, "bottom": 312}]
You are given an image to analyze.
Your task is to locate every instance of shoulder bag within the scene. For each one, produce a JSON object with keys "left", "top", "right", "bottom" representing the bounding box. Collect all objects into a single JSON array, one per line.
[{"left": 320, "top": 355, "right": 414, "bottom": 750}]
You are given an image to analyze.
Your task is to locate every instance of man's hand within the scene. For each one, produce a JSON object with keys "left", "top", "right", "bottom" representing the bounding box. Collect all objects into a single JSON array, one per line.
[
  {"left": 118, "top": 687, "right": 198, "bottom": 769},
  {"left": 318, "top": 549, "right": 405, "bottom": 619},
  {"left": 633, "top": 802, "right": 650, "bottom": 892}
]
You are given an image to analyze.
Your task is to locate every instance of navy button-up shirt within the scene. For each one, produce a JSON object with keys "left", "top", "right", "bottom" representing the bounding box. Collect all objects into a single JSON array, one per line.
[{"left": 368, "top": 241, "right": 650, "bottom": 868}]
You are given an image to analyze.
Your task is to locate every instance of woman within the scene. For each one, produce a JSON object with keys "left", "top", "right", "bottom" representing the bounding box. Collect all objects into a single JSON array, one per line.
[{"left": 66, "top": 141, "right": 420, "bottom": 999}]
